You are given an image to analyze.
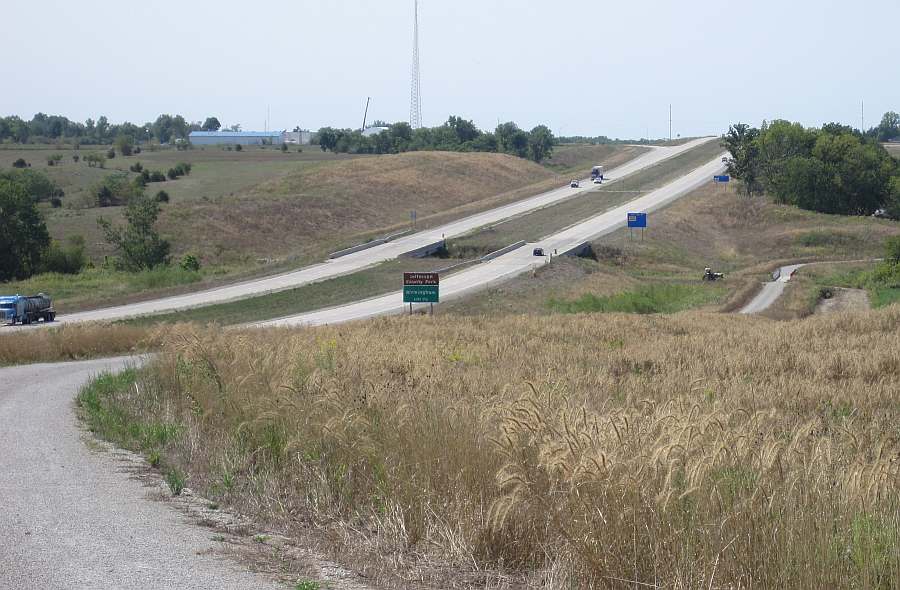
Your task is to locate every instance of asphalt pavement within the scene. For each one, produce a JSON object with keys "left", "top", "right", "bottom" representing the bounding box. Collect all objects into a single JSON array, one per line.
[
  {"left": 34, "top": 137, "right": 715, "bottom": 326},
  {"left": 738, "top": 264, "right": 806, "bottom": 314},
  {"left": 0, "top": 357, "right": 284, "bottom": 590}
]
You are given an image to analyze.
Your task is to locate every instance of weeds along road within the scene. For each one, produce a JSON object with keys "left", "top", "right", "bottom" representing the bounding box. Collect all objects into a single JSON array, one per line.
[
  {"left": 0, "top": 358, "right": 284, "bottom": 590},
  {"left": 258, "top": 155, "right": 728, "bottom": 327},
  {"left": 28, "top": 137, "right": 714, "bottom": 326}
]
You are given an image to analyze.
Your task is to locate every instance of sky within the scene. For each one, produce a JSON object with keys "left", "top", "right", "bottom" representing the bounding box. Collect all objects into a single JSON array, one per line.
[{"left": 3, "top": 0, "right": 898, "bottom": 139}]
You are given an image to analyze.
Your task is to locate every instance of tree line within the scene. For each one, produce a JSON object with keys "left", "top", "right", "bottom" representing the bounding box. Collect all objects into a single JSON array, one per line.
[
  {"left": 0, "top": 113, "right": 227, "bottom": 145},
  {"left": 722, "top": 113, "right": 900, "bottom": 217},
  {"left": 315, "top": 117, "right": 556, "bottom": 163}
]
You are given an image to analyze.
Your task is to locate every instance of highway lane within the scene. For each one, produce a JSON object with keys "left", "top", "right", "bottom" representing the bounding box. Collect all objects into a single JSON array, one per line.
[
  {"left": 258, "top": 155, "right": 727, "bottom": 327},
  {"left": 0, "top": 357, "right": 284, "bottom": 590},
  {"left": 35, "top": 137, "right": 714, "bottom": 326}
]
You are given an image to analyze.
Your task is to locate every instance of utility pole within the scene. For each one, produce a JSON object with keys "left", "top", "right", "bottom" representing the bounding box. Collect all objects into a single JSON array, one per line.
[
  {"left": 362, "top": 96, "right": 371, "bottom": 131},
  {"left": 668, "top": 104, "right": 672, "bottom": 142},
  {"left": 861, "top": 100, "right": 865, "bottom": 132}
]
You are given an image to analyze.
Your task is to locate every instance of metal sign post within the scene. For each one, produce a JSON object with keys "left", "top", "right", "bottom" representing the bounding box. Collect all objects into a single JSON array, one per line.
[
  {"left": 410, "top": 210, "right": 417, "bottom": 230},
  {"left": 627, "top": 212, "right": 647, "bottom": 241}
]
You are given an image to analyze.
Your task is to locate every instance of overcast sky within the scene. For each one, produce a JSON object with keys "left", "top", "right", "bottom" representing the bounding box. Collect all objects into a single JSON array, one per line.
[{"left": 4, "top": 0, "right": 897, "bottom": 138}]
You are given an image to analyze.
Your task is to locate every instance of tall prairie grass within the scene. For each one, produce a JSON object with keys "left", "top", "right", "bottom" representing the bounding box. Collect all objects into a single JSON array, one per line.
[
  {"left": 84, "top": 309, "right": 900, "bottom": 587},
  {"left": 0, "top": 323, "right": 157, "bottom": 365}
]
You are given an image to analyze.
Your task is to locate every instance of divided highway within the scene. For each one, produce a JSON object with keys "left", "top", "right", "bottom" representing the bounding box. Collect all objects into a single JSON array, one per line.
[
  {"left": 43, "top": 137, "right": 715, "bottom": 325},
  {"left": 259, "top": 155, "right": 728, "bottom": 327}
]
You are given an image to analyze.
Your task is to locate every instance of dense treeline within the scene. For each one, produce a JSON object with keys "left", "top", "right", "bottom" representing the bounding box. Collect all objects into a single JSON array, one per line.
[
  {"left": 723, "top": 114, "right": 900, "bottom": 217},
  {"left": 0, "top": 113, "right": 225, "bottom": 145},
  {"left": 316, "top": 116, "right": 556, "bottom": 163}
]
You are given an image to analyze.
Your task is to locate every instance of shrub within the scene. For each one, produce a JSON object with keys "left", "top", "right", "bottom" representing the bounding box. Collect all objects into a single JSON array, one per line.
[
  {"left": 174, "top": 162, "right": 191, "bottom": 176},
  {"left": 234, "top": 144, "right": 242, "bottom": 152},
  {"left": 280, "top": 142, "right": 288, "bottom": 152},
  {"left": 92, "top": 173, "right": 141, "bottom": 207},
  {"left": 149, "top": 171, "right": 166, "bottom": 182},
  {"left": 133, "top": 146, "right": 141, "bottom": 154},
  {"left": 12, "top": 158, "right": 28, "bottom": 168},
  {"left": 155, "top": 190, "right": 170, "bottom": 203},
  {"left": 41, "top": 235, "right": 87, "bottom": 274},
  {"left": 180, "top": 253, "right": 201, "bottom": 272},
  {"left": 166, "top": 168, "right": 178, "bottom": 180},
  {"left": 297, "top": 147, "right": 303, "bottom": 153},
  {"left": 72, "top": 154, "right": 80, "bottom": 163},
  {"left": 106, "top": 148, "right": 115, "bottom": 159},
  {"left": 84, "top": 153, "right": 106, "bottom": 168},
  {"left": 886, "top": 236, "right": 900, "bottom": 265},
  {"left": 129, "top": 162, "right": 143, "bottom": 173},
  {"left": 50, "top": 197, "right": 62, "bottom": 208},
  {"left": 0, "top": 168, "right": 62, "bottom": 202}
]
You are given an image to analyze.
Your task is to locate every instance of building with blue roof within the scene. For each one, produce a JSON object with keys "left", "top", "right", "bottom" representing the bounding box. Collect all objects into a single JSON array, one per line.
[{"left": 188, "top": 130, "right": 285, "bottom": 146}]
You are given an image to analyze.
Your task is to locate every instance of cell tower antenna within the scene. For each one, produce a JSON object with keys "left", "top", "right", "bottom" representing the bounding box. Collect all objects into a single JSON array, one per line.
[{"left": 409, "top": 0, "right": 423, "bottom": 129}]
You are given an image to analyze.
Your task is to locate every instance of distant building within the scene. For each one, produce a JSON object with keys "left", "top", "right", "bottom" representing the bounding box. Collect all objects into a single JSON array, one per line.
[
  {"left": 283, "top": 130, "right": 312, "bottom": 145},
  {"left": 361, "top": 126, "right": 389, "bottom": 137},
  {"left": 188, "top": 130, "right": 285, "bottom": 146}
]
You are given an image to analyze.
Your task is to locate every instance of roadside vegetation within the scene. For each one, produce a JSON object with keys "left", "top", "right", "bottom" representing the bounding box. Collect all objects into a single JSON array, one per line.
[
  {"left": 0, "top": 323, "right": 155, "bottom": 365},
  {"left": 79, "top": 309, "right": 900, "bottom": 588},
  {"left": 723, "top": 114, "right": 900, "bottom": 217}
]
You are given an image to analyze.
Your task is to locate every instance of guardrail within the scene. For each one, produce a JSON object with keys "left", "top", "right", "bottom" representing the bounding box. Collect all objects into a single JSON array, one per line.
[
  {"left": 480, "top": 240, "right": 526, "bottom": 262},
  {"left": 328, "top": 229, "right": 414, "bottom": 259}
]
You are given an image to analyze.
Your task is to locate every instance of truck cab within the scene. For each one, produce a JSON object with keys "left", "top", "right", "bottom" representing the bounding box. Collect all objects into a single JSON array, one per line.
[{"left": 0, "top": 297, "right": 21, "bottom": 325}]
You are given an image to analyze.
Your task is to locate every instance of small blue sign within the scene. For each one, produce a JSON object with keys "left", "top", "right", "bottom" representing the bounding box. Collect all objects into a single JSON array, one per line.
[
  {"left": 713, "top": 175, "right": 730, "bottom": 183},
  {"left": 627, "top": 212, "right": 647, "bottom": 228}
]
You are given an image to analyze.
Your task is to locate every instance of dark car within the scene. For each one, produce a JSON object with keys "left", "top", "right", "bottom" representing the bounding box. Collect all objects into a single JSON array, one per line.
[{"left": 533, "top": 247, "right": 545, "bottom": 257}]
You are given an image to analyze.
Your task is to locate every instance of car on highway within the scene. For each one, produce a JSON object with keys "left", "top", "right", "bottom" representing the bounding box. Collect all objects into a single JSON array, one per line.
[
  {"left": 532, "top": 247, "right": 545, "bottom": 256},
  {"left": 570, "top": 180, "right": 579, "bottom": 188},
  {"left": 592, "top": 178, "right": 603, "bottom": 184}
]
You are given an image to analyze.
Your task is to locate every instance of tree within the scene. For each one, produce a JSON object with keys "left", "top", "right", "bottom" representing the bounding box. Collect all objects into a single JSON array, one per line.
[
  {"left": 876, "top": 111, "right": 900, "bottom": 142},
  {"left": 884, "top": 235, "right": 900, "bottom": 265},
  {"left": 12, "top": 158, "right": 28, "bottom": 168},
  {"left": 722, "top": 123, "right": 762, "bottom": 196},
  {"left": 527, "top": 125, "right": 555, "bottom": 163},
  {"left": 495, "top": 122, "right": 529, "bottom": 158},
  {"left": 114, "top": 134, "right": 134, "bottom": 156},
  {"left": 317, "top": 127, "right": 338, "bottom": 152},
  {"left": 202, "top": 117, "right": 222, "bottom": 132},
  {"left": 41, "top": 235, "right": 86, "bottom": 275},
  {"left": 0, "top": 169, "right": 62, "bottom": 202},
  {"left": 0, "top": 179, "right": 50, "bottom": 281},
  {"left": 97, "top": 196, "right": 170, "bottom": 271},
  {"left": 84, "top": 153, "right": 106, "bottom": 168},
  {"left": 92, "top": 173, "right": 141, "bottom": 207},
  {"left": 447, "top": 116, "right": 479, "bottom": 143}
]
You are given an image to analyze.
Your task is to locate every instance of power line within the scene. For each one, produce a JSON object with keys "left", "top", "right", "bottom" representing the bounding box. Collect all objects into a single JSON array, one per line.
[{"left": 409, "top": 0, "right": 423, "bottom": 129}]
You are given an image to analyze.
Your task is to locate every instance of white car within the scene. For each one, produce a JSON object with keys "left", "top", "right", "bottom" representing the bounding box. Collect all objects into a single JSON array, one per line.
[
  {"left": 570, "top": 180, "right": 580, "bottom": 188},
  {"left": 592, "top": 178, "right": 603, "bottom": 185}
]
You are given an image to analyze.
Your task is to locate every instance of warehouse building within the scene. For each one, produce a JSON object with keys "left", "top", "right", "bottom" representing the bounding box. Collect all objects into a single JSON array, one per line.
[{"left": 188, "top": 130, "right": 285, "bottom": 146}]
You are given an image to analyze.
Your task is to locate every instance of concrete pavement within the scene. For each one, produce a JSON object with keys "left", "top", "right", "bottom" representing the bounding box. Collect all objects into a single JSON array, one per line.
[
  {"left": 258, "top": 155, "right": 727, "bottom": 327},
  {"left": 0, "top": 357, "right": 284, "bottom": 590},
  {"left": 738, "top": 264, "right": 806, "bottom": 314}
]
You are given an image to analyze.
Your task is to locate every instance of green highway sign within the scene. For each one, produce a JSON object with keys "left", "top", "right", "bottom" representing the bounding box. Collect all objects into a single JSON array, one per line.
[
  {"left": 403, "top": 272, "right": 439, "bottom": 304},
  {"left": 403, "top": 285, "right": 439, "bottom": 303}
]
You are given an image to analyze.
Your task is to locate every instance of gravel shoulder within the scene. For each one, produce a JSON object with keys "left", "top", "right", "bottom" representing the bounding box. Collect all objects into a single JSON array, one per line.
[{"left": 0, "top": 357, "right": 287, "bottom": 590}]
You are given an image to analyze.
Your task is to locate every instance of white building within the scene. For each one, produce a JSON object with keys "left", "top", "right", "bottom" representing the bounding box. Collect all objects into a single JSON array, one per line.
[
  {"left": 283, "top": 130, "right": 312, "bottom": 145},
  {"left": 189, "top": 131, "right": 285, "bottom": 145}
]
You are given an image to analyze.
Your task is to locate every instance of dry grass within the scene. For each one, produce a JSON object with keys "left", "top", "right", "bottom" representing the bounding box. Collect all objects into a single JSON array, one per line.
[
  {"left": 0, "top": 323, "right": 158, "bottom": 365},
  {"left": 161, "top": 151, "right": 560, "bottom": 265},
  {"left": 84, "top": 310, "right": 900, "bottom": 588}
]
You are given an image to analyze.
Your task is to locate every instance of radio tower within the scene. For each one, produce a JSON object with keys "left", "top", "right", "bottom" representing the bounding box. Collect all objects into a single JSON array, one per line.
[{"left": 409, "top": 0, "right": 423, "bottom": 129}]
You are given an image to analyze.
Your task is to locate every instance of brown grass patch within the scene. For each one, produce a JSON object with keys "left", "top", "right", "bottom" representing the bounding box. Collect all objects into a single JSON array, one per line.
[
  {"left": 0, "top": 324, "right": 159, "bottom": 365},
  {"left": 87, "top": 310, "right": 900, "bottom": 587}
]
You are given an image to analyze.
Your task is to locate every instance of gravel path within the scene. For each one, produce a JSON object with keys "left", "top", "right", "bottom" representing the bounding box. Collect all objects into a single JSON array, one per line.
[{"left": 0, "top": 357, "right": 285, "bottom": 590}]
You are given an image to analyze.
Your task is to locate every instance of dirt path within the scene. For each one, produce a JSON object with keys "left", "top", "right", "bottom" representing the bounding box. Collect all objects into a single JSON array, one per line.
[
  {"left": 0, "top": 357, "right": 371, "bottom": 590},
  {"left": 815, "top": 287, "right": 871, "bottom": 314}
]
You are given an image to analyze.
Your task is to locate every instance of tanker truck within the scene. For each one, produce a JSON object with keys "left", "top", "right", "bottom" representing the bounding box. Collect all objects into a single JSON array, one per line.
[{"left": 0, "top": 294, "right": 55, "bottom": 325}]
